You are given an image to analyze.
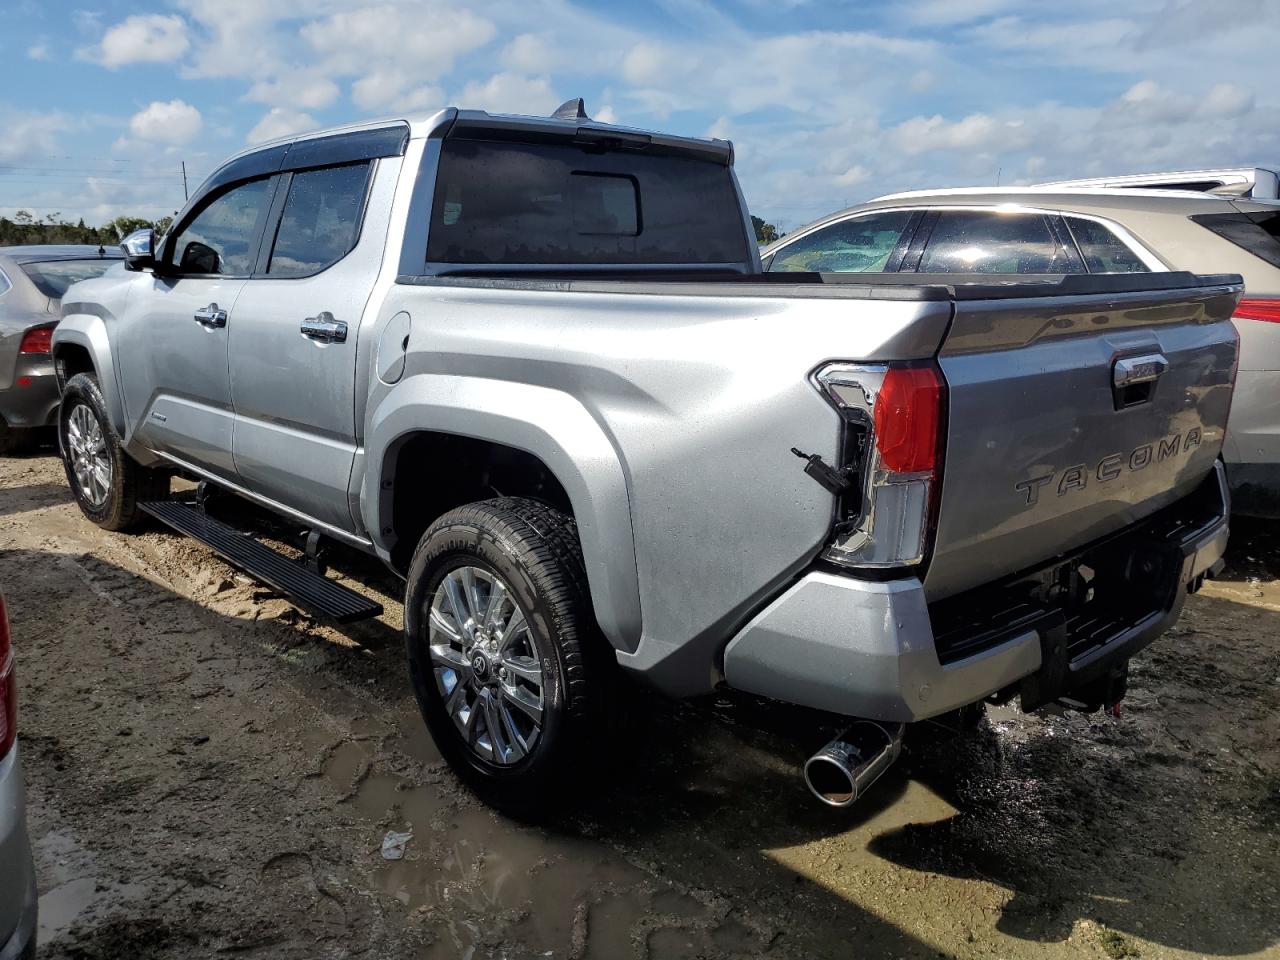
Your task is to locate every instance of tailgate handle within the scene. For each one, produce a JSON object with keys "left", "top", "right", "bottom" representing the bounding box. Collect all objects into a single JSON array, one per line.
[{"left": 1112, "top": 353, "right": 1167, "bottom": 409}]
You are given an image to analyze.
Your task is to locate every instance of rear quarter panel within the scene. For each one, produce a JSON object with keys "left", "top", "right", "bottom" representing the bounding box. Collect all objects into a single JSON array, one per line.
[{"left": 364, "top": 281, "right": 952, "bottom": 694}]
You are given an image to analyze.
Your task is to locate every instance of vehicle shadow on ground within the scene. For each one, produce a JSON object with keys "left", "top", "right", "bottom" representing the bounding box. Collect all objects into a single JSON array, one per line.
[
  {"left": 0, "top": 481, "right": 71, "bottom": 517},
  {"left": 1211, "top": 514, "right": 1280, "bottom": 582}
]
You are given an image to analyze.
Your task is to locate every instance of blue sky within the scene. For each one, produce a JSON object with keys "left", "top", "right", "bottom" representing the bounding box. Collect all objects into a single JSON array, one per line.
[{"left": 1, "top": 0, "right": 1276, "bottom": 231}]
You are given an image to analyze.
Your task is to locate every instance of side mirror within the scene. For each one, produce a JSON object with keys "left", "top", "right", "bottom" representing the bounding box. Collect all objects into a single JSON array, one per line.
[{"left": 121, "top": 229, "right": 157, "bottom": 272}]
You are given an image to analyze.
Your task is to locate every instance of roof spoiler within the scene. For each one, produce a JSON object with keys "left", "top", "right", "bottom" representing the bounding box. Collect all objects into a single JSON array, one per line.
[{"left": 444, "top": 107, "right": 734, "bottom": 166}]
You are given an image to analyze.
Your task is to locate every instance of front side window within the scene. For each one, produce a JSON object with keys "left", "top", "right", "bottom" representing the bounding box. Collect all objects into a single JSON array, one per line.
[
  {"left": 769, "top": 211, "right": 914, "bottom": 273},
  {"left": 169, "top": 177, "right": 274, "bottom": 276},
  {"left": 1065, "top": 217, "right": 1150, "bottom": 273},
  {"left": 916, "top": 211, "right": 1081, "bottom": 274},
  {"left": 20, "top": 259, "right": 119, "bottom": 298},
  {"left": 267, "top": 162, "right": 372, "bottom": 277}
]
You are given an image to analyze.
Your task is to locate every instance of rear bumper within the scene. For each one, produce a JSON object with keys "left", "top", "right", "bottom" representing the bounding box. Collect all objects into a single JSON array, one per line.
[
  {"left": 0, "top": 354, "right": 59, "bottom": 430},
  {"left": 0, "top": 748, "right": 36, "bottom": 960},
  {"left": 722, "top": 463, "right": 1229, "bottom": 721}
]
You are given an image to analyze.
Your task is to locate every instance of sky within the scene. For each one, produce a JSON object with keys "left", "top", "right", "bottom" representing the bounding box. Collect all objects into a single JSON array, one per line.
[{"left": 1, "top": 0, "right": 1277, "bottom": 233}]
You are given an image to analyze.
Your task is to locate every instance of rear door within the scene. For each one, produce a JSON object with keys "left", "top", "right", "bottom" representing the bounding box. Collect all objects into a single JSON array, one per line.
[
  {"left": 910, "top": 209, "right": 1084, "bottom": 274},
  {"left": 227, "top": 157, "right": 382, "bottom": 533},
  {"left": 923, "top": 275, "right": 1240, "bottom": 601},
  {"left": 117, "top": 175, "right": 276, "bottom": 480}
]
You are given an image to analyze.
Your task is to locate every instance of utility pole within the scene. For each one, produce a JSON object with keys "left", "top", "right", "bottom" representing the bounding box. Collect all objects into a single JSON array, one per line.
[
  {"left": 995, "top": 166, "right": 1002, "bottom": 186},
  {"left": 181, "top": 161, "right": 189, "bottom": 201}
]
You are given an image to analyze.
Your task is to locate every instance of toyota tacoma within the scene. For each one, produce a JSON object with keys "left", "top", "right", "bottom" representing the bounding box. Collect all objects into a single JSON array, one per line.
[{"left": 51, "top": 102, "right": 1239, "bottom": 809}]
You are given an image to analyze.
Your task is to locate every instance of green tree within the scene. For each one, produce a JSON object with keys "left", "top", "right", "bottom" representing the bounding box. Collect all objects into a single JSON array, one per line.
[
  {"left": 105, "top": 216, "right": 153, "bottom": 239},
  {"left": 751, "top": 215, "right": 779, "bottom": 244}
]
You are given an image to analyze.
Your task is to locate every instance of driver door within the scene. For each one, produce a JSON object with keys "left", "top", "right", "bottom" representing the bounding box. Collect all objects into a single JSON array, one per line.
[{"left": 116, "top": 175, "right": 277, "bottom": 482}]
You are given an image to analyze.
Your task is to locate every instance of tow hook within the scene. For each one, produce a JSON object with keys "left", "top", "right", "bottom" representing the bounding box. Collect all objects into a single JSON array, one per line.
[{"left": 790, "top": 447, "right": 853, "bottom": 495}]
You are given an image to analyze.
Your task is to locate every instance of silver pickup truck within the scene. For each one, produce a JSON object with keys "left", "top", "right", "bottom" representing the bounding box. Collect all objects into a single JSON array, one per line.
[{"left": 52, "top": 103, "right": 1239, "bottom": 810}]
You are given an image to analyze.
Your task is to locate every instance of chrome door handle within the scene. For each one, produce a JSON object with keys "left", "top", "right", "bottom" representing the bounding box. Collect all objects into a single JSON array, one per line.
[
  {"left": 300, "top": 312, "right": 347, "bottom": 344},
  {"left": 193, "top": 303, "right": 228, "bottom": 328}
]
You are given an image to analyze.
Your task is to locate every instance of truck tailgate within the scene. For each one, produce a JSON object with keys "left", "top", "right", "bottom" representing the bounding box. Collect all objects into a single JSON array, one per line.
[{"left": 924, "top": 273, "right": 1241, "bottom": 602}]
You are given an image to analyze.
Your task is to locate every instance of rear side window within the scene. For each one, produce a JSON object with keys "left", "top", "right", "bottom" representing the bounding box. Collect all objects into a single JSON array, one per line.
[
  {"left": 1192, "top": 211, "right": 1280, "bottom": 269},
  {"left": 917, "top": 211, "right": 1082, "bottom": 274},
  {"left": 267, "top": 162, "right": 372, "bottom": 277},
  {"left": 426, "top": 139, "right": 748, "bottom": 266},
  {"left": 1064, "top": 217, "right": 1150, "bottom": 273},
  {"left": 0, "top": 269, "right": 9, "bottom": 297},
  {"left": 20, "top": 259, "right": 119, "bottom": 298},
  {"left": 769, "top": 211, "right": 914, "bottom": 273},
  {"left": 169, "top": 177, "right": 274, "bottom": 276}
]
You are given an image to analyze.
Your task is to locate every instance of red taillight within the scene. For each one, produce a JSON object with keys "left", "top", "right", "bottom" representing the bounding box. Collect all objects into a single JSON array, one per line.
[
  {"left": 1232, "top": 298, "right": 1280, "bottom": 324},
  {"left": 873, "top": 365, "right": 943, "bottom": 474},
  {"left": 18, "top": 326, "right": 53, "bottom": 354},
  {"left": 0, "top": 595, "right": 14, "bottom": 759}
]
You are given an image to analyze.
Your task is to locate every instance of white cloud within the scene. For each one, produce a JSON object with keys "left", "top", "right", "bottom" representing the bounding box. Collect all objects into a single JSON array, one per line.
[
  {"left": 457, "top": 73, "right": 555, "bottom": 117},
  {"left": 594, "top": 104, "right": 619, "bottom": 124},
  {"left": 351, "top": 72, "right": 443, "bottom": 113},
  {"left": 890, "top": 113, "right": 1032, "bottom": 156},
  {"left": 302, "top": 4, "right": 495, "bottom": 78},
  {"left": 0, "top": 110, "right": 66, "bottom": 163},
  {"left": 27, "top": 43, "right": 50, "bottom": 61},
  {"left": 246, "top": 74, "right": 340, "bottom": 111},
  {"left": 502, "top": 34, "right": 555, "bottom": 73},
  {"left": 1202, "top": 83, "right": 1254, "bottom": 118},
  {"left": 129, "top": 100, "right": 203, "bottom": 145},
  {"left": 246, "top": 108, "right": 317, "bottom": 145},
  {"left": 90, "top": 14, "right": 189, "bottom": 68}
]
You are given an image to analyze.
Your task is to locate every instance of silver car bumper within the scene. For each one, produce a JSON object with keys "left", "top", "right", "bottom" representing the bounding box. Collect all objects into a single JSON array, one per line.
[
  {"left": 0, "top": 747, "right": 36, "bottom": 960},
  {"left": 723, "top": 463, "right": 1230, "bottom": 721}
]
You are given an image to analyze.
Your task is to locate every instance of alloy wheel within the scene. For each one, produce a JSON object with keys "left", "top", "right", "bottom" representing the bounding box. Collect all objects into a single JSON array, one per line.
[
  {"left": 65, "top": 403, "right": 112, "bottom": 507},
  {"left": 428, "top": 565, "right": 545, "bottom": 765}
]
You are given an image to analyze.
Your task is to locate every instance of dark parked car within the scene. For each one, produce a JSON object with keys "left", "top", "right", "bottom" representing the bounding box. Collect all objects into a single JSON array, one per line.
[{"left": 0, "top": 245, "right": 121, "bottom": 453}]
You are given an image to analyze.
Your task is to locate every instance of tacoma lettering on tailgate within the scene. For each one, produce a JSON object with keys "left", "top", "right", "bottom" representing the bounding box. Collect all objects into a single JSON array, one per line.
[{"left": 1015, "top": 428, "right": 1202, "bottom": 506}]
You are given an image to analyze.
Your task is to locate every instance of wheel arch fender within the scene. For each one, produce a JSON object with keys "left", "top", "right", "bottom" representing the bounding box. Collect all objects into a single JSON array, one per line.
[
  {"left": 52, "top": 312, "right": 126, "bottom": 438},
  {"left": 363, "top": 375, "right": 642, "bottom": 653}
]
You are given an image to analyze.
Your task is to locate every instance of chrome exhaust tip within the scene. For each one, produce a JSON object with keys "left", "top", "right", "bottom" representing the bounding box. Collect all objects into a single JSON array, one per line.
[{"left": 803, "top": 720, "right": 905, "bottom": 808}]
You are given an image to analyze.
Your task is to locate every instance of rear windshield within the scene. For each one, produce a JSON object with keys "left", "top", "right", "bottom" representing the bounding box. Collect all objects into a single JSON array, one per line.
[
  {"left": 21, "top": 258, "right": 118, "bottom": 299},
  {"left": 425, "top": 139, "right": 749, "bottom": 267},
  {"left": 1192, "top": 211, "right": 1280, "bottom": 269}
]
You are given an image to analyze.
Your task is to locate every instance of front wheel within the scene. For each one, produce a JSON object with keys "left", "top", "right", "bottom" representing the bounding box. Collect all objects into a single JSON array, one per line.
[
  {"left": 58, "top": 372, "right": 168, "bottom": 531},
  {"left": 404, "top": 497, "right": 603, "bottom": 814}
]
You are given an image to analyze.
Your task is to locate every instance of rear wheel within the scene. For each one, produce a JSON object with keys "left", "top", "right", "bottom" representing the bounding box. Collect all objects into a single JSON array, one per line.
[
  {"left": 58, "top": 372, "right": 168, "bottom": 531},
  {"left": 404, "top": 497, "right": 602, "bottom": 814}
]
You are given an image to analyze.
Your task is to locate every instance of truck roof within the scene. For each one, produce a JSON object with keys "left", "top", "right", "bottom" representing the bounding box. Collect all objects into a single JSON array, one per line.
[{"left": 224, "top": 106, "right": 734, "bottom": 169}]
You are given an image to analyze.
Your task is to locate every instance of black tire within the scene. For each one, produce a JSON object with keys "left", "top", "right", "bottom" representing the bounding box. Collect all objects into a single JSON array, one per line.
[
  {"left": 58, "top": 372, "right": 169, "bottom": 531},
  {"left": 404, "top": 497, "right": 604, "bottom": 815}
]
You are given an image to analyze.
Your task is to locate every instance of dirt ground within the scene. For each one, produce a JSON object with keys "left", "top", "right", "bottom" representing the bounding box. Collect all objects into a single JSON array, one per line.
[{"left": 2, "top": 448, "right": 1278, "bottom": 960}]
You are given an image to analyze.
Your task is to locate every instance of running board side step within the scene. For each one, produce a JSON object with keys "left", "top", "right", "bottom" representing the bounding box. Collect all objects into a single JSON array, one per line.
[{"left": 139, "top": 500, "right": 383, "bottom": 624}]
